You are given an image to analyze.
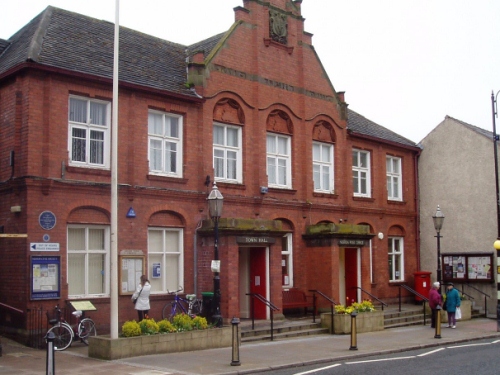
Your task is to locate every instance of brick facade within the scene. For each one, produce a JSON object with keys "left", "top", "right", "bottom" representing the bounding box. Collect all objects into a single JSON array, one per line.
[{"left": 0, "top": 0, "right": 420, "bottom": 337}]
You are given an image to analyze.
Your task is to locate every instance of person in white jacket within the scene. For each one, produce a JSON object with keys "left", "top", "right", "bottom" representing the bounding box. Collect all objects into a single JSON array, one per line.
[{"left": 132, "top": 275, "right": 151, "bottom": 321}]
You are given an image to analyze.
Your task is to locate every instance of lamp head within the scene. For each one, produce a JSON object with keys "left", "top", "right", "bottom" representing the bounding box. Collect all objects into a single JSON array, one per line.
[
  {"left": 207, "top": 182, "right": 224, "bottom": 219},
  {"left": 432, "top": 205, "right": 445, "bottom": 232}
]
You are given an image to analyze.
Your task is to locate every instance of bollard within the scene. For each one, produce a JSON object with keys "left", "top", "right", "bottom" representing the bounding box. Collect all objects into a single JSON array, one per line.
[
  {"left": 349, "top": 311, "right": 358, "bottom": 350},
  {"left": 45, "top": 331, "right": 55, "bottom": 375},
  {"left": 230, "top": 317, "right": 241, "bottom": 366},
  {"left": 434, "top": 305, "right": 442, "bottom": 339}
]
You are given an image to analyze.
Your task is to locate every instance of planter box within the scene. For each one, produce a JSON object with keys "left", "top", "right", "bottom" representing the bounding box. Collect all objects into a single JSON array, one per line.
[
  {"left": 320, "top": 311, "right": 384, "bottom": 335},
  {"left": 88, "top": 327, "right": 232, "bottom": 360},
  {"left": 425, "top": 300, "right": 472, "bottom": 323}
]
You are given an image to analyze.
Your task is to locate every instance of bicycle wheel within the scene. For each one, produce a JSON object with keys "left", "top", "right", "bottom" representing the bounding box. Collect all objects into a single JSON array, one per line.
[
  {"left": 47, "top": 323, "right": 73, "bottom": 351},
  {"left": 162, "top": 302, "right": 177, "bottom": 320},
  {"left": 78, "top": 318, "right": 96, "bottom": 345},
  {"left": 190, "top": 299, "right": 203, "bottom": 316}
]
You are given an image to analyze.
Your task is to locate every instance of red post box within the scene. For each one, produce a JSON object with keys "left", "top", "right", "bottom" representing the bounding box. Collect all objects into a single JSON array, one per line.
[{"left": 413, "top": 271, "right": 432, "bottom": 302}]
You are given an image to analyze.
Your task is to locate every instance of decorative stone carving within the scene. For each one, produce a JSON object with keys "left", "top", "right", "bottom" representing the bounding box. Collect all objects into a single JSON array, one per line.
[
  {"left": 269, "top": 10, "right": 287, "bottom": 45},
  {"left": 213, "top": 99, "right": 245, "bottom": 124},
  {"left": 267, "top": 110, "right": 293, "bottom": 134},
  {"left": 312, "top": 121, "right": 335, "bottom": 143}
]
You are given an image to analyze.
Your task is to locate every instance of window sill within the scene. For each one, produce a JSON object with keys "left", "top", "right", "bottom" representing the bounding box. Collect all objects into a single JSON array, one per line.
[
  {"left": 387, "top": 199, "right": 406, "bottom": 206},
  {"left": 147, "top": 174, "right": 188, "bottom": 184},
  {"left": 313, "top": 192, "right": 338, "bottom": 199},
  {"left": 352, "top": 196, "right": 375, "bottom": 202},
  {"left": 66, "top": 166, "right": 111, "bottom": 177},
  {"left": 215, "top": 181, "right": 246, "bottom": 190},
  {"left": 268, "top": 187, "right": 297, "bottom": 195}
]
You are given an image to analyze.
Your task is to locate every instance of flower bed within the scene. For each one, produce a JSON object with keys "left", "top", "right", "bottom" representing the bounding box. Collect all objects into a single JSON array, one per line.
[
  {"left": 320, "top": 301, "right": 384, "bottom": 334},
  {"left": 88, "top": 314, "right": 232, "bottom": 360}
]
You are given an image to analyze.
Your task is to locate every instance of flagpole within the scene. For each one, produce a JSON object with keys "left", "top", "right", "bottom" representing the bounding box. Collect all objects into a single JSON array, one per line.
[{"left": 110, "top": 0, "right": 120, "bottom": 339}]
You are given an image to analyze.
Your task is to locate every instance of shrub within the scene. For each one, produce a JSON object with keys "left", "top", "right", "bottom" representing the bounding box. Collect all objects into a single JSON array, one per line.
[
  {"left": 158, "top": 319, "right": 176, "bottom": 333},
  {"left": 334, "top": 300, "right": 375, "bottom": 314},
  {"left": 122, "top": 320, "right": 141, "bottom": 337},
  {"left": 172, "top": 313, "right": 193, "bottom": 331},
  {"left": 192, "top": 316, "right": 208, "bottom": 330},
  {"left": 139, "top": 318, "right": 159, "bottom": 335}
]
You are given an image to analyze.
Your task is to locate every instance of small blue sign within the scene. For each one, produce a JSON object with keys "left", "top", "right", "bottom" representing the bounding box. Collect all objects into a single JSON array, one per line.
[
  {"left": 43, "top": 234, "right": 50, "bottom": 242},
  {"left": 39, "top": 211, "right": 56, "bottom": 230},
  {"left": 126, "top": 207, "right": 136, "bottom": 218},
  {"left": 153, "top": 263, "right": 161, "bottom": 278}
]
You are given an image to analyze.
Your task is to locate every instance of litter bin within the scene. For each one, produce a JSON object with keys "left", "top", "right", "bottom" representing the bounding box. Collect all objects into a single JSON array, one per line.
[
  {"left": 414, "top": 271, "right": 432, "bottom": 302},
  {"left": 201, "top": 292, "right": 214, "bottom": 318}
]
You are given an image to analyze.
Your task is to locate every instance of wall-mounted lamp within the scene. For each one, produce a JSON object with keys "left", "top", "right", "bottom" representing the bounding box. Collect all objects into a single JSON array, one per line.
[
  {"left": 11, "top": 206, "right": 21, "bottom": 213},
  {"left": 377, "top": 232, "right": 384, "bottom": 240}
]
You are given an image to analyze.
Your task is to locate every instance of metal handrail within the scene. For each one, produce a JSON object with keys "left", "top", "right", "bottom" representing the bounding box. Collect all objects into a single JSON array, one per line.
[
  {"left": 0, "top": 302, "right": 24, "bottom": 315},
  {"left": 351, "top": 286, "right": 388, "bottom": 311},
  {"left": 396, "top": 284, "right": 428, "bottom": 325},
  {"left": 309, "top": 290, "right": 337, "bottom": 334},
  {"left": 246, "top": 293, "right": 279, "bottom": 341},
  {"left": 463, "top": 283, "right": 491, "bottom": 317}
]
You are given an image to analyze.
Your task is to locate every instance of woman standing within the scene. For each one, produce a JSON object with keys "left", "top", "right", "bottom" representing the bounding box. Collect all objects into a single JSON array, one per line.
[
  {"left": 445, "top": 282, "right": 461, "bottom": 328},
  {"left": 132, "top": 275, "right": 151, "bottom": 321}
]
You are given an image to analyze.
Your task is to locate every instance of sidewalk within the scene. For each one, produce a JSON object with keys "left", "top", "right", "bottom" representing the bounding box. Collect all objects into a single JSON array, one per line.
[{"left": 1, "top": 318, "right": 499, "bottom": 375}]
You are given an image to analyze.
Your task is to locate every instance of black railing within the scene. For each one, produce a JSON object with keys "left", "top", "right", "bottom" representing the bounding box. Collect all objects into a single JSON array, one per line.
[
  {"left": 309, "top": 290, "right": 337, "bottom": 334},
  {"left": 351, "top": 287, "right": 388, "bottom": 311},
  {"left": 397, "top": 284, "right": 428, "bottom": 325},
  {"left": 463, "top": 283, "right": 491, "bottom": 317},
  {"left": 246, "top": 293, "right": 279, "bottom": 341}
]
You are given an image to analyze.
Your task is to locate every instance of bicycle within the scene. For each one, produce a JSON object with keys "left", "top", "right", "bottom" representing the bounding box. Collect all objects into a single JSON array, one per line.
[
  {"left": 161, "top": 286, "right": 203, "bottom": 320},
  {"left": 46, "top": 304, "right": 97, "bottom": 351}
]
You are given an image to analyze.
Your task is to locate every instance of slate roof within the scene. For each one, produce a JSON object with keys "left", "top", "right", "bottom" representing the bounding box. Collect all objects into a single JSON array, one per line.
[
  {"left": 0, "top": 6, "right": 417, "bottom": 149},
  {"left": 0, "top": 6, "right": 198, "bottom": 98},
  {"left": 347, "top": 109, "right": 418, "bottom": 148},
  {"left": 446, "top": 115, "right": 494, "bottom": 140}
]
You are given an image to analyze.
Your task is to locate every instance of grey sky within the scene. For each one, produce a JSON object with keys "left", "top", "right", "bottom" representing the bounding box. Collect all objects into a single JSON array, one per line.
[{"left": 2, "top": 0, "right": 499, "bottom": 143}]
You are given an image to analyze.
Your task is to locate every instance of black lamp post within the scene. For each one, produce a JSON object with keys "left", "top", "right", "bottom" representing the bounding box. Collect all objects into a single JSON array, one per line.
[
  {"left": 491, "top": 90, "right": 500, "bottom": 332},
  {"left": 432, "top": 205, "right": 445, "bottom": 287},
  {"left": 207, "top": 181, "right": 224, "bottom": 327}
]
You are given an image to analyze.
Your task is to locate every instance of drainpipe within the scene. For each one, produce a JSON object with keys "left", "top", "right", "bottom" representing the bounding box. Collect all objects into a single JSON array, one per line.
[
  {"left": 414, "top": 147, "right": 422, "bottom": 270},
  {"left": 194, "top": 220, "right": 203, "bottom": 296}
]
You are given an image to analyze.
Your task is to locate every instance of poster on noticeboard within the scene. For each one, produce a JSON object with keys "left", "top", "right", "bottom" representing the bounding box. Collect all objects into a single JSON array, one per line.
[{"left": 442, "top": 253, "right": 492, "bottom": 282}]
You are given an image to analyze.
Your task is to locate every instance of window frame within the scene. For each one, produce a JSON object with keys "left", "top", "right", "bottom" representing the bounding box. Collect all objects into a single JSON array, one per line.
[
  {"left": 388, "top": 237, "right": 404, "bottom": 282},
  {"left": 386, "top": 156, "right": 402, "bottom": 201},
  {"left": 68, "top": 96, "right": 111, "bottom": 169},
  {"left": 148, "top": 110, "right": 184, "bottom": 178},
  {"left": 313, "top": 141, "right": 334, "bottom": 193},
  {"left": 266, "top": 133, "right": 292, "bottom": 189},
  {"left": 352, "top": 149, "right": 371, "bottom": 197},
  {"left": 67, "top": 224, "right": 110, "bottom": 298},
  {"left": 213, "top": 122, "right": 243, "bottom": 183},
  {"left": 147, "top": 228, "right": 184, "bottom": 294},
  {"left": 281, "top": 233, "right": 293, "bottom": 287}
]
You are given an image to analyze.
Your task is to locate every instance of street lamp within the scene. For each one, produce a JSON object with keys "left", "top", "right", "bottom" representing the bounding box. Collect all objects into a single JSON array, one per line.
[
  {"left": 207, "top": 181, "right": 224, "bottom": 327},
  {"left": 432, "top": 205, "right": 445, "bottom": 286},
  {"left": 491, "top": 90, "right": 500, "bottom": 332}
]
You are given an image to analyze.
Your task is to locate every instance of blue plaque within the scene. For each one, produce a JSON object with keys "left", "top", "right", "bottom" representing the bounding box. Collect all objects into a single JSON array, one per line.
[{"left": 39, "top": 211, "right": 56, "bottom": 230}]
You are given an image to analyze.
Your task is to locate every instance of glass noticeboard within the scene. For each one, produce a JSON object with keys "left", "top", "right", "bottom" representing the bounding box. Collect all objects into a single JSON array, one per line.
[
  {"left": 442, "top": 253, "right": 493, "bottom": 283},
  {"left": 31, "top": 256, "right": 61, "bottom": 300},
  {"left": 119, "top": 255, "right": 145, "bottom": 295}
]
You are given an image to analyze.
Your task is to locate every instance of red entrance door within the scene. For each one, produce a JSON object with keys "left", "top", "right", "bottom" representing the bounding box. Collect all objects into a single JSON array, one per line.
[
  {"left": 249, "top": 247, "right": 267, "bottom": 319},
  {"left": 344, "top": 248, "right": 358, "bottom": 305}
]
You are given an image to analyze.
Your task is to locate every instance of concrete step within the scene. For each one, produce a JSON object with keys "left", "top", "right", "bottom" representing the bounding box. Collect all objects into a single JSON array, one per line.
[
  {"left": 241, "top": 321, "right": 328, "bottom": 343},
  {"left": 242, "top": 327, "right": 329, "bottom": 343}
]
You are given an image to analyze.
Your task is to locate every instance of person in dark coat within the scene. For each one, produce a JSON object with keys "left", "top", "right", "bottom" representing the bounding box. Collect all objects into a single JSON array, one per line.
[
  {"left": 428, "top": 281, "right": 442, "bottom": 328},
  {"left": 445, "top": 282, "right": 461, "bottom": 328}
]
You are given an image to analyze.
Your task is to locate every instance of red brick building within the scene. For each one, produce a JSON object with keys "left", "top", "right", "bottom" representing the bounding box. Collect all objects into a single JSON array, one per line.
[{"left": 0, "top": 0, "right": 420, "bottom": 337}]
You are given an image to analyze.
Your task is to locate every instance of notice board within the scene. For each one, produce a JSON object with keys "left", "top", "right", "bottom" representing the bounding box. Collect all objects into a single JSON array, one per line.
[
  {"left": 442, "top": 253, "right": 493, "bottom": 283},
  {"left": 31, "top": 255, "right": 60, "bottom": 300},
  {"left": 119, "top": 255, "right": 145, "bottom": 295}
]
